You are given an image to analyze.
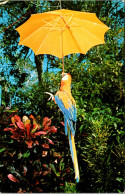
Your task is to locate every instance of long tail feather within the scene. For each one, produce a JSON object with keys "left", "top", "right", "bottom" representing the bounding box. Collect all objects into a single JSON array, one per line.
[
  {"left": 68, "top": 125, "right": 80, "bottom": 183},
  {"left": 64, "top": 117, "right": 68, "bottom": 136},
  {"left": 71, "top": 132, "right": 80, "bottom": 183}
]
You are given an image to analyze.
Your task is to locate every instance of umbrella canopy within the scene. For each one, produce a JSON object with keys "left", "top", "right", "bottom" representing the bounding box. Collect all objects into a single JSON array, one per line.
[{"left": 16, "top": 9, "right": 109, "bottom": 60}]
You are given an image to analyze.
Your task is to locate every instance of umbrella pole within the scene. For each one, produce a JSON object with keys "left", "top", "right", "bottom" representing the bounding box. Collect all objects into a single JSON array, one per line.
[
  {"left": 61, "top": 32, "right": 64, "bottom": 73},
  {"left": 60, "top": 0, "right": 65, "bottom": 73},
  {"left": 62, "top": 56, "right": 64, "bottom": 73}
]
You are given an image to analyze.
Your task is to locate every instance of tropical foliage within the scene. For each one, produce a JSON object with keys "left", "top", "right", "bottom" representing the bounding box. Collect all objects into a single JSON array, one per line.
[
  {"left": 0, "top": 0, "right": 124, "bottom": 193},
  {"left": 0, "top": 113, "right": 72, "bottom": 192}
]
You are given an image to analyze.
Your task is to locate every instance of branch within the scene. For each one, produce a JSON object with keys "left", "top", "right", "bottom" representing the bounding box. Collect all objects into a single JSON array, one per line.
[{"left": 0, "top": 0, "right": 9, "bottom": 5}]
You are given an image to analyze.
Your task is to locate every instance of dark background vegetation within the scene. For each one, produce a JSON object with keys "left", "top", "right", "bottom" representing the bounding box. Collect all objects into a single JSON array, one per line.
[{"left": 0, "top": 0, "right": 124, "bottom": 193}]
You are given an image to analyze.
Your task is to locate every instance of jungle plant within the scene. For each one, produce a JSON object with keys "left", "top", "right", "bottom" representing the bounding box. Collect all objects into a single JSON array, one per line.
[{"left": 0, "top": 114, "right": 71, "bottom": 193}]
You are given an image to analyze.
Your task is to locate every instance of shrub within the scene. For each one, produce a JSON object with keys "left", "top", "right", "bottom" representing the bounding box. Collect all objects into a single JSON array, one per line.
[{"left": 0, "top": 114, "right": 72, "bottom": 193}]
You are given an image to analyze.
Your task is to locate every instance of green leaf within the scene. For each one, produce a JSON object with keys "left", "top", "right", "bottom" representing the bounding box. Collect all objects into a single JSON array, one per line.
[
  {"left": 4, "top": 139, "right": 14, "bottom": 144},
  {"left": 22, "top": 151, "right": 30, "bottom": 158},
  {"left": 0, "top": 148, "right": 6, "bottom": 153},
  {"left": 117, "top": 189, "right": 123, "bottom": 193},
  {"left": 18, "top": 152, "right": 22, "bottom": 159},
  {"left": 116, "top": 177, "right": 123, "bottom": 182},
  {"left": 117, "top": 130, "right": 125, "bottom": 135},
  {"left": 49, "top": 164, "right": 60, "bottom": 177},
  {"left": 114, "top": 123, "right": 117, "bottom": 129}
]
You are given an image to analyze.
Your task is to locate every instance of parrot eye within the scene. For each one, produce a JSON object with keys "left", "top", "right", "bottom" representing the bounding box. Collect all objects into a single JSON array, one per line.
[
  {"left": 62, "top": 74, "right": 69, "bottom": 81},
  {"left": 62, "top": 73, "right": 67, "bottom": 77}
]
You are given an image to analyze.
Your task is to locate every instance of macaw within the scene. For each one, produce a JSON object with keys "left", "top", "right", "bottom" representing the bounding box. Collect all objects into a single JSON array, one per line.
[{"left": 46, "top": 73, "right": 80, "bottom": 183}]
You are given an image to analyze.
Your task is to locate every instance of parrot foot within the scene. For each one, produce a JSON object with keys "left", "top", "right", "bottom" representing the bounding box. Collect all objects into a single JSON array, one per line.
[{"left": 45, "top": 92, "right": 54, "bottom": 101}]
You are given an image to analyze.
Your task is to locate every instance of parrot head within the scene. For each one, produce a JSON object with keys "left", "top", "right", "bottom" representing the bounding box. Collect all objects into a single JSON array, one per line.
[
  {"left": 60, "top": 73, "right": 72, "bottom": 91},
  {"left": 62, "top": 73, "right": 71, "bottom": 82}
]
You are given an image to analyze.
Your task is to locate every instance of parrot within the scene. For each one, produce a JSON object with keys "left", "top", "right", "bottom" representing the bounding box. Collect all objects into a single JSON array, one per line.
[{"left": 45, "top": 73, "right": 80, "bottom": 183}]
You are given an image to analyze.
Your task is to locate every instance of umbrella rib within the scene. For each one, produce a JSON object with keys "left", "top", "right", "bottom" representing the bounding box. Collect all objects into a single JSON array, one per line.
[
  {"left": 71, "top": 16, "right": 109, "bottom": 29},
  {"left": 42, "top": 19, "right": 62, "bottom": 31},
  {"left": 42, "top": 14, "right": 74, "bottom": 31},
  {"left": 19, "top": 17, "right": 62, "bottom": 44},
  {"left": 62, "top": 17, "right": 82, "bottom": 53},
  {"left": 62, "top": 14, "right": 74, "bottom": 31},
  {"left": 36, "top": 17, "right": 61, "bottom": 55},
  {"left": 61, "top": 14, "right": 108, "bottom": 53},
  {"left": 71, "top": 21, "right": 106, "bottom": 42},
  {"left": 46, "top": 11, "right": 106, "bottom": 28}
]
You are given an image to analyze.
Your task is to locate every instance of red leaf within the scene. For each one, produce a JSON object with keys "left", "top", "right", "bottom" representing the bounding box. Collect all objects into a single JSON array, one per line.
[
  {"left": 50, "top": 126, "right": 57, "bottom": 133},
  {"left": 46, "top": 138, "right": 54, "bottom": 145},
  {"left": 35, "top": 180, "right": 39, "bottom": 185},
  {"left": 14, "top": 115, "right": 21, "bottom": 122},
  {"left": 43, "top": 126, "right": 50, "bottom": 132},
  {"left": 11, "top": 135, "right": 19, "bottom": 140},
  {"left": 7, "top": 174, "right": 20, "bottom": 183},
  {"left": 42, "top": 117, "right": 51, "bottom": 127},
  {"left": 42, "top": 143, "right": 49, "bottom": 149},
  {"left": 66, "top": 168, "right": 71, "bottom": 173},
  {"left": 17, "top": 121, "right": 24, "bottom": 130},
  {"left": 26, "top": 140, "right": 33, "bottom": 148},
  {"left": 60, "top": 121, "right": 64, "bottom": 126},
  {"left": 29, "top": 114, "right": 35, "bottom": 120},
  {"left": 25, "top": 124, "right": 31, "bottom": 136},
  {"left": 35, "top": 131, "right": 47, "bottom": 136},
  {"left": 33, "top": 123, "right": 39, "bottom": 129},
  {"left": 11, "top": 115, "right": 21, "bottom": 125},
  {"left": 4, "top": 128, "right": 14, "bottom": 132},
  {"left": 42, "top": 164, "right": 48, "bottom": 168}
]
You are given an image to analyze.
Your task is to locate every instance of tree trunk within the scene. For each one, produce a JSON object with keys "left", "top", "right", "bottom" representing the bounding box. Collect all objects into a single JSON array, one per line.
[{"left": 34, "top": 55, "right": 44, "bottom": 83}]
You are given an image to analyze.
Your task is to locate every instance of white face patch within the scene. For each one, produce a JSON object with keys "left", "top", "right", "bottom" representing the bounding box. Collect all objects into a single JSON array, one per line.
[{"left": 62, "top": 74, "right": 69, "bottom": 81}]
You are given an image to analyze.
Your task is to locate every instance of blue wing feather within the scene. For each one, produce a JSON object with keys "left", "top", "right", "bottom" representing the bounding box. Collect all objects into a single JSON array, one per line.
[
  {"left": 55, "top": 95, "right": 76, "bottom": 136},
  {"left": 55, "top": 96, "right": 72, "bottom": 119}
]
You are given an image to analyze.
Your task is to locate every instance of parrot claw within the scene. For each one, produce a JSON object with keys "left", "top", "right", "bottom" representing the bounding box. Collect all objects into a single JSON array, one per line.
[{"left": 45, "top": 92, "right": 54, "bottom": 101}]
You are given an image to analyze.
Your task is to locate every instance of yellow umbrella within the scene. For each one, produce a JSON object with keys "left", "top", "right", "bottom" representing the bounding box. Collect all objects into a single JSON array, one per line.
[{"left": 16, "top": 9, "right": 110, "bottom": 72}]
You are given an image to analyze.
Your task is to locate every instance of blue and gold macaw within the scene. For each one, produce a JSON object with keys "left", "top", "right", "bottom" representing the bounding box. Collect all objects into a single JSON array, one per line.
[{"left": 46, "top": 73, "right": 80, "bottom": 183}]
